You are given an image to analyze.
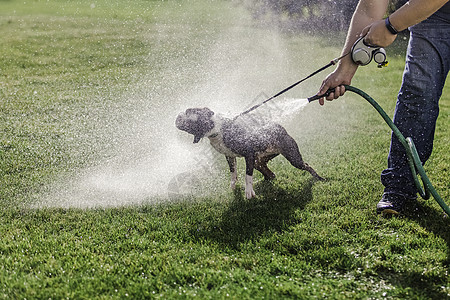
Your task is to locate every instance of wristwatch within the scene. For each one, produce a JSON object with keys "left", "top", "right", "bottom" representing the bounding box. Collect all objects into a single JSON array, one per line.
[{"left": 385, "top": 17, "right": 399, "bottom": 35}]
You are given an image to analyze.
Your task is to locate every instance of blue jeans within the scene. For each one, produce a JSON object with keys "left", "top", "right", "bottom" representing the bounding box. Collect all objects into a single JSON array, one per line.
[{"left": 380, "top": 15, "right": 450, "bottom": 198}]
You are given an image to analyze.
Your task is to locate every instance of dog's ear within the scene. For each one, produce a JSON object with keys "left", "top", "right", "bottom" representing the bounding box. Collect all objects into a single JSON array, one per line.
[
  {"left": 185, "top": 108, "right": 197, "bottom": 116},
  {"left": 201, "top": 107, "right": 214, "bottom": 118},
  {"left": 184, "top": 107, "right": 214, "bottom": 118},
  {"left": 192, "top": 108, "right": 214, "bottom": 143}
]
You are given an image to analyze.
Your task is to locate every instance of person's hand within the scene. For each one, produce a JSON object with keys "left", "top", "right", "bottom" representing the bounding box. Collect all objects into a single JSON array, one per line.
[
  {"left": 361, "top": 19, "right": 397, "bottom": 48},
  {"left": 317, "top": 57, "right": 357, "bottom": 105}
]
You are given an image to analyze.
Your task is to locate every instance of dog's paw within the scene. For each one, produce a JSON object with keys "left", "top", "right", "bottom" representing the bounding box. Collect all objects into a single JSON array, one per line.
[
  {"left": 245, "top": 188, "right": 256, "bottom": 199},
  {"left": 314, "top": 175, "right": 326, "bottom": 181},
  {"left": 245, "top": 175, "right": 256, "bottom": 199}
]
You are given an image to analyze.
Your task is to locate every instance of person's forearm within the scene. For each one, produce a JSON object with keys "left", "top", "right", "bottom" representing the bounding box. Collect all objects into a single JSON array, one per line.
[
  {"left": 317, "top": 0, "right": 389, "bottom": 101},
  {"left": 337, "top": 0, "right": 389, "bottom": 71},
  {"left": 317, "top": 0, "right": 449, "bottom": 103},
  {"left": 389, "top": 0, "right": 449, "bottom": 32},
  {"left": 343, "top": 0, "right": 388, "bottom": 50}
]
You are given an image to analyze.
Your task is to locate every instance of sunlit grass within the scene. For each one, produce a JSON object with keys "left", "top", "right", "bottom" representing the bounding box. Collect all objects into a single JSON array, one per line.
[{"left": 0, "top": 0, "right": 448, "bottom": 299}]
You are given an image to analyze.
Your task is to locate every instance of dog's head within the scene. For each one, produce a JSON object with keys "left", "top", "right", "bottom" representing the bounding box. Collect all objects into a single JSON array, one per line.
[{"left": 176, "top": 107, "right": 215, "bottom": 143}]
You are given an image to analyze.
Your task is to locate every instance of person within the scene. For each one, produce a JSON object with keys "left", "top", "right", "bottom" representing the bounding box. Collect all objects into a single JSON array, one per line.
[{"left": 317, "top": 0, "right": 449, "bottom": 215}]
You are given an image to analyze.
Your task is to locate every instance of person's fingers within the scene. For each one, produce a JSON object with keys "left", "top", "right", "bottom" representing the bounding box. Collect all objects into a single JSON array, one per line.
[
  {"left": 335, "top": 85, "right": 346, "bottom": 98},
  {"left": 318, "top": 71, "right": 352, "bottom": 105},
  {"left": 333, "top": 85, "right": 342, "bottom": 99},
  {"left": 324, "top": 85, "right": 347, "bottom": 100},
  {"left": 318, "top": 80, "right": 329, "bottom": 95},
  {"left": 361, "top": 25, "right": 379, "bottom": 47},
  {"left": 364, "top": 20, "right": 397, "bottom": 48},
  {"left": 360, "top": 25, "right": 370, "bottom": 37},
  {"left": 318, "top": 79, "right": 331, "bottom": 105},
  {"left": 326, "top": 91, "right": 334, "bottom": 101}
]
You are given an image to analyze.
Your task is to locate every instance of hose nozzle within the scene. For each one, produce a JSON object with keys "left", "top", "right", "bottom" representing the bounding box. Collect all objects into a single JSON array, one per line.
[{"left": 308, "top": 88, "right": 335, "bottom": 102}]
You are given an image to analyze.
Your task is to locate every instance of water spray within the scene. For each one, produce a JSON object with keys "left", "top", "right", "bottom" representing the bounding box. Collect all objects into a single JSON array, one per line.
[{"left": 237, "top": 53, "right": 349, "bottom": 118}]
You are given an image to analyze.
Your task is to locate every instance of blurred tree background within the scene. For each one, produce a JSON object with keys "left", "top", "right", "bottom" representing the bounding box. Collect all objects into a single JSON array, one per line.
[{"left": 244, "top": 0, "right": 408, "bottom": 32}]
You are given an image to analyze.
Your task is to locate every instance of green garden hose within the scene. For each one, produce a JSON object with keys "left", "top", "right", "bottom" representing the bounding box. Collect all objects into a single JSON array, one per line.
[
  {"left": 246, "top": 73, "right": 448, "bottom": 215},
  {"left": 343, "top": 85, "right": 449, "bottom": 216}
]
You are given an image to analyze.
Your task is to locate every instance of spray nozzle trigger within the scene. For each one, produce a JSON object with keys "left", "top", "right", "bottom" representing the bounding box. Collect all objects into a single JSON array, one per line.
[{"left": 308, "top": 88, "right": 336, "bottom": 102}]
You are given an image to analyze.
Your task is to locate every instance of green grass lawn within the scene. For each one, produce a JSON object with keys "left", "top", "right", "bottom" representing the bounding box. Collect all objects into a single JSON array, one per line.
[{"left": 1, "top": 0, "right": 449, "bottom": 298}]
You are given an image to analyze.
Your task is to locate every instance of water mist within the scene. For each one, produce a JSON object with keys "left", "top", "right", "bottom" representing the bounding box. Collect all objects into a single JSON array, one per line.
[{"left": 36, "top": 4, "right": 316, "bottom": 209}]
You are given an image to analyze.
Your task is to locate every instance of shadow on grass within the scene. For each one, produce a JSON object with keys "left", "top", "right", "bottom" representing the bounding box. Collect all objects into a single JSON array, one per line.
[
  {"left": 408, "top": 202, "right": 450, "bottom": 297},
  {"left": 380, "top": 202, "right": 450, "bottom": 298},
  {"left": 409, "top": 201, "right": 450, "bottom": 259},
  {"left": 192, "top": 178, "right": 315, "bottom": 249}
]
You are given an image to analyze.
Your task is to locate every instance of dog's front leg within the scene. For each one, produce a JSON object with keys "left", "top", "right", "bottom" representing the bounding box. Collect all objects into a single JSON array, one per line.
[
  {"left": 226, "top": 156, "right": 237, "bottom": 190},
  {"left": 244, "top": 154, "right": 256, "bottom": 199}
]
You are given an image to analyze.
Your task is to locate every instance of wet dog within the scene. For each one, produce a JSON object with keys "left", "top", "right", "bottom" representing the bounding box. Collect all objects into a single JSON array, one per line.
[{"left": 175, "top": 107, "right": 324, "bottom": 198}]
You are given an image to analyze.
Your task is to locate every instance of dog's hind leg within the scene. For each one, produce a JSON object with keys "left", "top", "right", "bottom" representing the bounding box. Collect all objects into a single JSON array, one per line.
[
  {"left": 226, "top": 156, "right": 237, "bottom": 190},
  {"left": 281, "top": 137, "right": 325, "bottom": 181},
  {"left": 255, "top": 154, "right": 278, "bottom": 180}
]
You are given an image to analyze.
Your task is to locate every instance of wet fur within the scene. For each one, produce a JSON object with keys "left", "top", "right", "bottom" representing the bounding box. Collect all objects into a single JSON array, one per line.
[{"left": 176, "top": 107, "right": 324, "bottom": 198}]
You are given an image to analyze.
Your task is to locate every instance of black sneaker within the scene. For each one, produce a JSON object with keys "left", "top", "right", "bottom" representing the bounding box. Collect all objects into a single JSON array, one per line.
[{"left": 376, "top": 193, "right": 414, "bottom": 215}]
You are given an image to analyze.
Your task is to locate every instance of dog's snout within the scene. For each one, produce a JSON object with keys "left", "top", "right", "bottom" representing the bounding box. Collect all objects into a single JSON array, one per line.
[{"left": 175, "top": 113, "right": 186, "bottom": 130}]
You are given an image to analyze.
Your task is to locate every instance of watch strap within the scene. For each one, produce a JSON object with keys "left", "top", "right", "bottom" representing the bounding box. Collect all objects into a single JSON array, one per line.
[{"left": 385, "top": 17, "right": 399, "bottom": 35}]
